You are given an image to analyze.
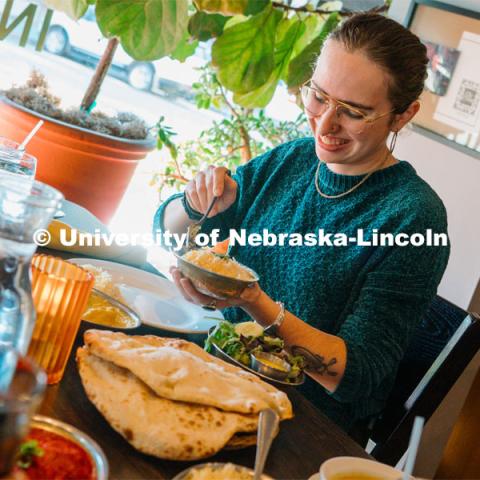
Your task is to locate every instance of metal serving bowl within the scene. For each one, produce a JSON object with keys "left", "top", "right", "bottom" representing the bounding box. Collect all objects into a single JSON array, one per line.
[
  {"left": 207, "top": 328, "right": 305, "bottom": 387},
  {"left": 172, "top": 462, "right": 274, "bottom": 480},
  {"left": 175, "top": 251, "right": 259, "bottom": 300},
  {"left": 30, "top": 415, "right": 108, "bottom": 480},
  {"left": 250, "top": 352, "right": 292, "bottom": 381}
]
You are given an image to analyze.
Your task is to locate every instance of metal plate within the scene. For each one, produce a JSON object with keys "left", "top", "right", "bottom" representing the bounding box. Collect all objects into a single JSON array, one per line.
[
  {"left": 209, "top": 337, "right": 305, "bottom": 387},
  {"left": 30, "top": 415, "right": 108, "bottom": 480}
]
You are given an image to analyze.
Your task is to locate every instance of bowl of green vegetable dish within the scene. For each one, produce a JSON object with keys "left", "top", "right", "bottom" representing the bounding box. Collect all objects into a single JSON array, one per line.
[{"left": 205, "top": 321, "right": 306, "bottom": 386}]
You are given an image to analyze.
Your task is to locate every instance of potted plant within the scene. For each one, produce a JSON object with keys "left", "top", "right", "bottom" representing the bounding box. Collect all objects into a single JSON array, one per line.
[
  {"left": 0, "top": 0, "right": 389, "bottom": 222},
  {"left": 151, "top": 66, "right": 311, "bottom": 197},
  {"left": 0, "top": 0, "right": 194, "bottom": 222}
]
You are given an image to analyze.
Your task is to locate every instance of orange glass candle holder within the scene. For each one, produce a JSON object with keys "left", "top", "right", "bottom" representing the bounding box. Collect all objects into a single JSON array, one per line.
[{"left": 28, "top": 254, "right": 94, "bottom": 384}]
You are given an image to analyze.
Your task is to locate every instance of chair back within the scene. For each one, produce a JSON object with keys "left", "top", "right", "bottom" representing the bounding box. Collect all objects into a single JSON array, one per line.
[{"left": 370, "top": 296, "right": 480, "bottom": 465}]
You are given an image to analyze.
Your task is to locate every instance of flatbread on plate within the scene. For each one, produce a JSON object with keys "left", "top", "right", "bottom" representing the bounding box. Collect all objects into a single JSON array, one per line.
[
  {"left": 77, "top": 348, "right": 259, "bottom": 461},
  {"left": 83, "top": 330, "right": 292, "bottom": 419}
]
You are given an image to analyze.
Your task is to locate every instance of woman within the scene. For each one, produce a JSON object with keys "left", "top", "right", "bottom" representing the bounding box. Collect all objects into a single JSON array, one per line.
[{"left": 154, "top": 13, "right": 450, "bottom": 434}]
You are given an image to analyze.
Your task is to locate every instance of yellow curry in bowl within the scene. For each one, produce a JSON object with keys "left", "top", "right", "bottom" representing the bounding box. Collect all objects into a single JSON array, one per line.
[{"left": 81, "top": 264, "right": 139, "bottom": 329}]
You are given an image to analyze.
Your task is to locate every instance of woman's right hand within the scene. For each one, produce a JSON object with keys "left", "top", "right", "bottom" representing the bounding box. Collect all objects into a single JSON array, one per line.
[{"left": 185, "top": 165, "right": 238, "bottom": 217}]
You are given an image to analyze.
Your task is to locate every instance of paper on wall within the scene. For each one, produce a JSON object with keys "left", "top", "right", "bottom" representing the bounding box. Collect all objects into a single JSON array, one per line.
[{"left": 434, "top": 31, "right": 480, "bottom": 134}]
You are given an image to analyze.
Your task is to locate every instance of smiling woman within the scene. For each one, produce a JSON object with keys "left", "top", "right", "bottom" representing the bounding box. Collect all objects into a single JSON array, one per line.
[{"left": 154, "top": 13, "right": 450, "bottom": 439}]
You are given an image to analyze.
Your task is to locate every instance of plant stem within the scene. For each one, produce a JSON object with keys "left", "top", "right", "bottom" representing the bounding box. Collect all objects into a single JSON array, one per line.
[
  {"left": 160, "top": 173, "right": 189, "bottom": 183},
  {"left": 80, "top": 38, "right": 119, "bottom": 112},
  {"left": 271, "top": 1, "right": 389, "bottom": 16},
  {"left": 217, "top": 83, "right": 252, "bottom": 162}
]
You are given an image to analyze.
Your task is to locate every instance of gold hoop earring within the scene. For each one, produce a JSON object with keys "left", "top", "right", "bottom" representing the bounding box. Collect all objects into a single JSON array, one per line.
[{"left": 389, "top": 131, "right": 398, "bottom": 153}]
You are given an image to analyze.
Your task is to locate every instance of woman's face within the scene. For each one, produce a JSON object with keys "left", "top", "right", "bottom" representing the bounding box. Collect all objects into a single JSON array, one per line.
[{"left": 308, "top": 40, "right": 395, "bottom": 173}]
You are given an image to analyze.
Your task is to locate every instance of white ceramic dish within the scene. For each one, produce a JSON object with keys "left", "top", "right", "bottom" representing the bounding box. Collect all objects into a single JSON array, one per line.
[{"left": 69, "top": 258, "right": 224, "bottom": 333}]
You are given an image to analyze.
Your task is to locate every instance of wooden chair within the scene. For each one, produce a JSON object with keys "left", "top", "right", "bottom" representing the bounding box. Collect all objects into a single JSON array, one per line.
[{"left": 368, "top": 296, "right": 480, "bottom": 466}]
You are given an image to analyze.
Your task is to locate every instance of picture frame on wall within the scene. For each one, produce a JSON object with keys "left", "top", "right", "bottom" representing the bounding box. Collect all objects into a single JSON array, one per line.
[
  {"left": 403, "top": 0, "right": 480, "bottom": 155},
  {"left": 424, "top": 40, "right": 460, "bottom": 96}
]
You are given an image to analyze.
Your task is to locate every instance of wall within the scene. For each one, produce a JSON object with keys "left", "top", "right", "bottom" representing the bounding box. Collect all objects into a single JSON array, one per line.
[
  {"left": 390, "top": 4, "right": 480, "bottom": 479},
  {"left": 390, "top": 0, "right": 480, "bottom": 310},
  {"left": 395, "top": 128, "right": 480, "bottom": 309}
]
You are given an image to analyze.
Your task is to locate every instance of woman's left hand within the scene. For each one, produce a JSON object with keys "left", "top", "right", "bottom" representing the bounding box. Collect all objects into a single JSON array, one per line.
[{"left": 170, "top": 266, "right": 262, "bottom": 310}]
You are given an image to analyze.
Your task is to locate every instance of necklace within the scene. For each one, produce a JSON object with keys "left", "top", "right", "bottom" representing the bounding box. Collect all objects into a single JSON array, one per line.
[{"left": 314, "top": 150, "right": 391, "bottom": 199}]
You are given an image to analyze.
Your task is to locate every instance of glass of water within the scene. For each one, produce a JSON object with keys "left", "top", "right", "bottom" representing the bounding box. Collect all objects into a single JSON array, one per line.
[
  {"left": 0, "top": 137, "right": 36, "bottom": 178},
  {"left": 0, "top": 173, "right": 63, "bottom": 354}
]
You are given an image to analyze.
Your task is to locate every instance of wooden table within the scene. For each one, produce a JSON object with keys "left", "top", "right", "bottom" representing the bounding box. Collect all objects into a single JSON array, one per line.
[
  {"left": 37, "top": 227, "right": 370, "bottom": 478},
  {"left": 38, "top": 324, "right": 370, "bottom": 480}
]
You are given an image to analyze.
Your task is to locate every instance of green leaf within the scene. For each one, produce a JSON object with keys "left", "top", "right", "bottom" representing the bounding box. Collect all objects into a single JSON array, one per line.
[
  {"left": 188, "top": 11, "right": 229, "bottom": 41},
  {"left": 43, "top": 0, "right": 91, "bottom": 19},
  {"left": 290, "top": 15, "right": 323, "bottom": 59},
  {"left": 96, "top": 0, "right": 189, "bottom": 61},
  {"left": 193, "top": 0, "right": 248, "bottom": 15},
  {"left": 17, "top": 440, "right": 44, "bottom": 469},
  {"left": 212, "top": 4, "right": 281, "bottom": 94},
  {"left": 223, "top": 15, "right": 249, "bottom": 30},
  {"left": 244, "top": 0, "right": 269, "bottom": 15},
  {"left": 286, "top": 11, "right": 339, "bottom": 88},
  {"left": 170, "top": 31, "right": 198, "bottom": 61},
  {"left": 234, "top": 18, "right": 305, "bottom": 108}
]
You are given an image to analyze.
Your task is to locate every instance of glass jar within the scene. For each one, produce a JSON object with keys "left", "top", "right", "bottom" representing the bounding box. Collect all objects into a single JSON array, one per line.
[
  {"left": 0, "top": 137, "right": 36, "bottom": 178},
  {"left": 0, "top": 173, "right": 63, "bottom": 354}
]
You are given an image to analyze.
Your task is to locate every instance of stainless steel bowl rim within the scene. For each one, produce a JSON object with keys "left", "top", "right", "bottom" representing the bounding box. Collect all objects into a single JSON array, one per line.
[
  {"left": 207, "top": 329, "right": 305, "bottom": 386},
  {"left": 172, "top": 462, "right": 274, "bottom": 480},
  {"left": 31, "top": 414, "right": 109, "bottom": 480},
  {"left": 81, "top": 318, "right": 141, "bottom": 330},
  {"left": 250, "top": 352, "right": 292, "bottom": 380},
  {"left": 174, "top": 251, "right": 260, "bottom": 284}
]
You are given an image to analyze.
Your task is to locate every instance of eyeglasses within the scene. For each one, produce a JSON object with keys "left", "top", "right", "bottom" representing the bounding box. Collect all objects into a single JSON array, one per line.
[{"left": 300, "top": 83, "right": 396, "bottom": 133}]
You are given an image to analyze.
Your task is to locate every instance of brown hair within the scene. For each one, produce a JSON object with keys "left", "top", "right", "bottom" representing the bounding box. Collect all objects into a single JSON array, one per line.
[{"left": 329, "top": 13, "right": 428, "bottom": 113}]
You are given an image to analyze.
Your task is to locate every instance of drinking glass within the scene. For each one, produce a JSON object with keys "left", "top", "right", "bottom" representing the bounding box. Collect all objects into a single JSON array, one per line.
[
  {"left": 0, "top": 138, "right": 36, "bottom": 178},
  {"left": 29, "top": 255, "right": 94, "bottom": 384},
  {"left": 0, "top": 346, "right": 46, "bottom": 477},
  {"left": 0, "top": 173, "right": 63, "bottom": 354}
]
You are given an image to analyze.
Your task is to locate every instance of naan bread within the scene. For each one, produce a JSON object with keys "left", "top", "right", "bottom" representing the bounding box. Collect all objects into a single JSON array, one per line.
[
  {"left": 83, "top": 330, "right": 292, "bottom": 419},
  {"left": 225, "top": 433, "right": 258, "bottom": 450},
  {"left": 77, "top": 348, "right": 259, "bottom": 461}
]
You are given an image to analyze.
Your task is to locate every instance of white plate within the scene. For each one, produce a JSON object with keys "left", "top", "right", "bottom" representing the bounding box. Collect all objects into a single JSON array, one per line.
[{"left": 69, "top": 258, "right": 224, "bottom": 334}]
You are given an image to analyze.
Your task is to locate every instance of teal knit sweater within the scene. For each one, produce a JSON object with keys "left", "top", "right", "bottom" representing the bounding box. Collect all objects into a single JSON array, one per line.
[{"left": 154, "top": 137, "right": 450, "bottom": 431}]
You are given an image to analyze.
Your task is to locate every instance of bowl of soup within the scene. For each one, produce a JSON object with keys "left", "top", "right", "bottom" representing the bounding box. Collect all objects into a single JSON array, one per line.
[{"left": 319, "top": 457, "right": 412, "bottom": 480}]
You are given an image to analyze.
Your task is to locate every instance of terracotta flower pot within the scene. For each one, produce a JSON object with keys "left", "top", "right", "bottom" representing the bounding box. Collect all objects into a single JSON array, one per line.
[{"left": 0, "top": 97, "right": 155, "bottom": 224}]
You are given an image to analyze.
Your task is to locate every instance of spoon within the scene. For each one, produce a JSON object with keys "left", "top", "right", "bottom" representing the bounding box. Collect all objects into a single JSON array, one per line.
[
  {"left": 253, "top": 409, "right": 279, "bottom": 480},
  {"left": 186, "top": 196, "right": 218, "bottom": 251}
]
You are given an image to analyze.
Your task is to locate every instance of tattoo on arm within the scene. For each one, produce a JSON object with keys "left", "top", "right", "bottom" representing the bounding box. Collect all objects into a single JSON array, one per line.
[{"left": 291, "top": 346, "right": 338, "bottom": 376}]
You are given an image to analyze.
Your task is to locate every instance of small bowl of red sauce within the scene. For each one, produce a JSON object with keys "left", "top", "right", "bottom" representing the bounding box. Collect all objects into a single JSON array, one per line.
[{"left": 13, "top": 415, "right": 108, "bottom": 480}]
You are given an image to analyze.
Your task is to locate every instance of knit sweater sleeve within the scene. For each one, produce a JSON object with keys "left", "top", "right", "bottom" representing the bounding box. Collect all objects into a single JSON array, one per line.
[
  {"left": 331, "top": 206, "right": 450, "bottom": 403},
  {"left": 152, "top": 140, "right": 299, "bottom": 239}
]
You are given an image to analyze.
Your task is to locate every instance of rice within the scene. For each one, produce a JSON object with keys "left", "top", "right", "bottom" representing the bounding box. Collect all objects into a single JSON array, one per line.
[
  {"left": 81, "top": 264, "right": 125, "bottom": 302},
  {"left": 184, "top": 463, "right": 254, "bottom": 480},
  {"left": 183, "top": 249, "right": 254, "bottom": 281}
]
